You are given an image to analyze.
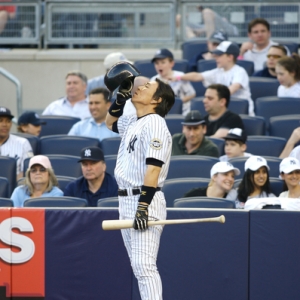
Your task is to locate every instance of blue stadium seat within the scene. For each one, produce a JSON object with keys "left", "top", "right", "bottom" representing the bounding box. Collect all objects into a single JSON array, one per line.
[
  {"left": 207, "top": 137, "right": 224, "bottom": 156},
  {"left": 181, "top": 40, "right": 208, "bottom": 60},
  {"left": 269, "top": 115, "right": 300, "bottom": 140},
  {"left": 167, "top": 156, "right": 219, "bottom": 179},
  {"left": 165, "top": 115, "right": 184, "bottom": 136},
  {"left": 56, "top": 175, "right": 77, "bottom": 192},
  {"left": 39, "top": 115, "right": 81, "bottom": 137},
  {"left": 0, "top": 177, "right": 9, "bottom": 198},
  {"left": 173, "top": 196, "right": 235, "bottom": 208},
  {"left": 100, "top": 137, "right": 121, "bottom": 156},
  {"left": 168, "top": 98, "right": 183, "bottom": 115},
  {"left": 191, "top": 81, "right": 206, "bottom": 97},
  {"left": 236, "top": 60, "right": 255, "bottom": 76},
  {"left": 40, "top": 135, "right": 100, "bottom": 156},
  {"left": 23, "top": 196, "right": 88, "bottom": 207},
  {"left": 0, "top": 198, "right": 14, "bottom": 207},
  {"left": 162, "top": 177, "right": 210, "bottom": 207},
  {"left": 104, "top": 155, "right": 117, "bottom": 177},
  {"left": 97, "top": 197, "right": 119, "bottom": 207},
  {"left": 0, "top": 156, "right": 16, "bottom": 195},
  {"left": 275, "top": 41, "right": 299, "bottom": 54},
  {"left": 239, "top": 115, "right": 266, "bottom": 136},
  {"left": 12, "top": 133, "right": 40, "bottom": 155}
]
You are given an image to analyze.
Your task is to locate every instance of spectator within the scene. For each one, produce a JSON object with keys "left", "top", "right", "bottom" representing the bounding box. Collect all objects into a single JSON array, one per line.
[
  {"left": 151, "top": 48, "right": 196, "bottom": 116},
  {"left": 252, "top": 44, "right": 288, "bottom": 79},
  {"left": 17, "top": 111, "right": 46, "bottom": 136},
  {"left": 184, "top": 161, "right": 239, "bottom": 201},
  {"left": 202, "top": 84, "right": 244, "bottom": 138},
  {"left": 68, "top": 88, "right": 119, "bottom": 141},
  {"left": 236, "top": 156, "right": 276, "bottom": 208},
  {"left": 0, "top": 107, "right": 33, "bottom": 180},
  {"left": 276, "top": 54, "right": 300, "bottom": 97},
  {"left": 86, "top": 52, "right": 132, "bottom": 95},
  {"left": 240, "top": 18, "right": 277, "bottom": 72},
  {"left": 172, "top": 110, "right": 219, "bottom": 157},
  {"left": 279, "top": 157, "right": 300, "bottom": 198},
  {"left": 42, "top": 71, "right": 91, "bottom": 120},
  {"left": 279, "top": 127, "right": 300, "bottom": 159},
  {"left": 11, "top": 155, "right": 63, "bottom": 207},
  {"left": 0, "top": 0, "right": 16, "bottom": 35},
  {"left": 173, "top": 41, "right": 254, "bottom": 116},
  {"left": 64, "top": 146, "right": 118, "bottom": 207},
  {"left": 220, "top": 128, "right": 252, "bottom": 162}
]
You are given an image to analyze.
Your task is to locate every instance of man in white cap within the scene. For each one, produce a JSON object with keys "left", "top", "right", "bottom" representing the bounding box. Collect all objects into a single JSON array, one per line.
[{"left": 86, "top": 52, "right": 132, "bottom": 95}]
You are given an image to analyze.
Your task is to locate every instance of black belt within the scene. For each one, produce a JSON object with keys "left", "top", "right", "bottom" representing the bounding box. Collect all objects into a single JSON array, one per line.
[{"left": 118, "top": 187, "right": 161, "bottom": 196}]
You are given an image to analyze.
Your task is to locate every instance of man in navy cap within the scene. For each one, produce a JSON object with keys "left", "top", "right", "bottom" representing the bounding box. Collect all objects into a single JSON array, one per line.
[
  {"left": 17, "top": 111, "right": 46, "bottom": 136},
  {"left": 64, "top": 146, "right": 118, "bottom": 206}
]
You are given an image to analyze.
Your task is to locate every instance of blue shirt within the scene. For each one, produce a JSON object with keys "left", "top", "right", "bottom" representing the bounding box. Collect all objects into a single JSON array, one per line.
[
  {"left": 63, "top": 172, "right": 118, "bottom": 207},
  {"left": 252, "top": 67, "right": 277, "bottom": 79},
  {"left": 86, "top": 75, "right": 105, "bottom": 95},
  {"left": 11, "top": 186, "right": 63, "bottom": 207},
  {"left": 68, "top": 117, "right": 119, "bottom": 141}
]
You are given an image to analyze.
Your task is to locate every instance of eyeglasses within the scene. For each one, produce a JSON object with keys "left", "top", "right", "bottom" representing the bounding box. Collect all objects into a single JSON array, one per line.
[
  {"left": 267, "top": 54, "right": 282, "bottom": 59},
  {"left": 30, "top": 167, "right": 47, "bottom": 173}
]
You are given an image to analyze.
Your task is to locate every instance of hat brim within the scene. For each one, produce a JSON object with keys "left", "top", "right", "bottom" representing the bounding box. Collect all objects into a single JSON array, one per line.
[
  {"left": 224, "top": 134, "right": 246, "bottom": 143},
  {"left": 151, "top": 55, "right": 171, "bottom": 63},
  {"left": 211, "top": 50, "right": 225, "bottom": 56},
  {"left": 78, "top": 158, "right": 104, "bottom": 163},
  {"left": 248, "top": 164, "right": 270, "bottom": 171},
  {"left": 280, "top": 166, "right": 300, "bottom": 174},
  {"left": 1, "top": 114, "right": 14, "bottom": 120},
  {"left": 181, "top": 120, "right": 206, "bottom": 126}
]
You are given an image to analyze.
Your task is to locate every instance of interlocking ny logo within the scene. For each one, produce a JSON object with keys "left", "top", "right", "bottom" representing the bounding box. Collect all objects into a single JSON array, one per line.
[
  {"left": 127, "top": 135, "right": 137, "bottom": 153},
  {"left": 84, "top": 149, "right": 91, "bottom": 157}
]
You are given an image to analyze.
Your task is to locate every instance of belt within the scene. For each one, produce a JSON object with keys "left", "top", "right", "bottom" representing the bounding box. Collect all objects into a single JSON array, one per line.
[{"left": 118, "top": 187, "right": 161, "bottom": 197}]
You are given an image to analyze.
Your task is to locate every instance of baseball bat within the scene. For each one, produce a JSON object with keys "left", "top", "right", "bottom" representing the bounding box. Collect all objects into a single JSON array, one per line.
[{"left": 102, "top": 215, "right": 225, "bottom": 230}]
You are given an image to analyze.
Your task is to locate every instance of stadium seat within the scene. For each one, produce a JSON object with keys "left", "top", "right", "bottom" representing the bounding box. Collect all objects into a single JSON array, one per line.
[
  {"left": 0, "top": 198, "right": 14, "bottom": 207},
  {"left": 0, "top": 177, "right": 9, "bottom": 198},
  {"left": 97, "top": 197, "right": 119, "bottom": 207},
  {"left": 0, "top": 156, "right": 17, "bottom": 195},
  {"left": 100, "top": 137, "right": 121, "bottom": 156},
  {"left": 207, "top": 137, "right": 224, "bottom": 156},
  {"left": 12, "top": 133, "right": 40, "bottom": 155},
  {"left": 162, "top": 177, "right": 210, "bottom": 207},
  {"left": 249, "top": 78, "right": 279, "bottom": 105},
  {"left": 24, "top": 155, "right": 82, "bottom": 178},
  {"left": 173, "top": 196, "right": 235, "bottom": 208},
  {"left": 168, "top": 98, "right": 183, "bottom": 115},
  {"left": 181, "top": 40, "right": 208, "bottom": 60},
  {"left": 165, "top": 115, "right": 184, "bottom": 136},
  {"left": 239, "top": 115, "right": 266, "bottom": 136},
  {"left": 39, "top": 115, "right": 81, "bottom": 137},
  {"left": 40, "top": 135, "right": 100, "bottom": 156},
  {"left": 167, "top": 156, "right": 219, "bottom": 179},
  {"left": 269, "top": 115, "right": 300, "bottom": 140},
  {"left": 56, "top": 176, "right": 76, "bottom": 192},
  {"left": 104, "top": 155, "right": 117, "bottom": 177},
  {"left": 275, "top": 41, "right": 299, "bottom": 54},
  {"left": 24, "top": 196, "right": 88, "bottom": 207},
  {"left": 191, "top": 81, "right": 206, "bottom": 97}
]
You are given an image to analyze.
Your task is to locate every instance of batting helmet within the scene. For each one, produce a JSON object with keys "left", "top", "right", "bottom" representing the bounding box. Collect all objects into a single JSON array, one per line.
[{"left": 104, "top": 61, "right": 141, "bottom": 95}]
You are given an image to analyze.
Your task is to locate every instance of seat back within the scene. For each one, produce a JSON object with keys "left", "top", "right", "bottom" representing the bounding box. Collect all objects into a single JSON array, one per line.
[
  {"left": 104, "top": 155, "right": 117, "bottom": 177},
  {"left": 181, "top": 40, "right": 208, "bottom": 60},
  {"left": 0, "top": 156, "right": 17, "bottom": 195},
  {"left": 12, "top": 133, "right": 40, "bottom": 155},
  {"left": 0, "top": 197, "right": 14, "bottom": 207},
  {"left": 0, "top": 177, "right": 10, "bottom": 198},
  {"left": 239, "top": 115, "right": 266, "bottom": 136},
  {"left": 100, "top": 137, "right": 121, "bottom": 156},
  {"left": 168, "top": 98, "right": 183, "bottom": 115},
  {"left": 162, "top": 177, "right": 210, "bottom": 207},
  {"left": 97, "top": 197, "right": 119, "bottom": 207},
  {"left": 165, "top": 115, "right": 184, "bottom": 136},
  {"left": 39, "top": 115, "right": 81, "bottom": 137},
  {"left": 173, "top": 197, "right": 235, "bottom": 208},
  {"left": 23, "top": 196, "right": 88, "bottom": 207},
  {"left": 269, "top": 114, "right": 300, "bottom": 140},
  {"left": 236, "top": 60, "right": 255, "bottom": 76},
  {"left": 56, "top": 175, "right": 76, "bottom": 192},
  {"left": 191, "top": 81, "right": 206, "bottom": 97},
  {"left": 40, "top": 135, "right": 100, "bottom": 156},
  {"left": 206, "top": 137, "right": 224, "bottom": 156}
]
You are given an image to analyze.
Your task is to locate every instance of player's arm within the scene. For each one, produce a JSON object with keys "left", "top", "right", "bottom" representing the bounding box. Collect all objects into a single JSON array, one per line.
[
  {"left": 169, "top": 72, "right": 204, "bottom": 82},
  {"left": 228, "top": 83, "right": 242, "bottom": 95},
  {"left": 279, "top": 127, "right": 300, "bottom": 158}
]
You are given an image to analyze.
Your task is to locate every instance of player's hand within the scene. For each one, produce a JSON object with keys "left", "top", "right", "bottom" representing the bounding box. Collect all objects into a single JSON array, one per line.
[
  {"left": 116, "top": 90, "right": 131, "bottom": 104},
  {"left": 134, "top": 203, "right": 148, "bottom": 230}
]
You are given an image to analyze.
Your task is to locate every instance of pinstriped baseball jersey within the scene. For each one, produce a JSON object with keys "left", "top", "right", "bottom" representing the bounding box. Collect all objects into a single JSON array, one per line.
[{"left": 115, "top": 114, "right": 172, "bottom": 189}]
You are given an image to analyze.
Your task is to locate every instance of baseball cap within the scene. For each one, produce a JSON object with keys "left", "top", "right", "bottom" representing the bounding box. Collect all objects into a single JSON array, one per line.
[
  {"left": 18, "top": 111, "right": 46, "bottom": 126},
  {"left": 210, "top": 161, "right": 240, "bottom": 178},
  {"left": 224, "top": 128, "right": 247, "bottom": 143},
  {"left": 104, "top": 52, "right": 132, "bottom": 70},
  {"left": 209, "top": 31, "right": 228, "bottom": 43},
  {"left": 78, "top": 146, "right": 105, "bottom": 162},
  {"left": 151, "top": 49, "right": 174, "bottom": 63},
  {"left": 0, "top": 107, "right": 14, "bottom": 119},
  {"left": 245, "top": 156, "right": 270, "bottom": 172},
  {"left": 28, "top": 155, "right": 52, "bottom": 169},
  {"left": 211, "top": 41, "right": 240, "bottom": 59},
  {"left": 279, "top": 157, "right": 300, "bottom": 174},
  {"left": 181, "top": 110, "right": 205, "bottom": 126}
]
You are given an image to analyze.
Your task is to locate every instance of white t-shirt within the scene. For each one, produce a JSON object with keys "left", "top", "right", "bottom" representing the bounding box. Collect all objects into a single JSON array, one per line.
[
  {"left": 201, "top": 65, "right": 255, "bottom": 116},
  {"left": 151, "top": 71, "right": 196, "bottom": 116},
  {"left": 290, "top": 145, "right": 300, "bottom": 161},
  {"left": 277, "top": 82, "right": 300, "bottom": 98}
]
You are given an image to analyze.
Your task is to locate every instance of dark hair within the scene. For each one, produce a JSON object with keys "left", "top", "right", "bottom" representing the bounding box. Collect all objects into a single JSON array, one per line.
[
  {"left": 248, "top": 18, "right": 270, "bottom": 33},
  {"left": 269, "top": 44, "right": 288, "bottom": 56},
  {"left": 237, "top": 167, "right": 271, "bottom": 203},
  {"left": 276, "top": 54, "right": 300, "bottom": 81},
  {"left": 280, "top": 173, "right": 289, "bottom": 192},
  {"left": 89, "top": 87, "right": 110, "bottom": 102},
  {"left": 225, "top": 139, "right": 245, "bottom": 146},
  {"left": 153, "top": 78, "right": 175, "bottom": 117},
  {"left": 207, "top": 84, "right": 230, "bottom": 107}
]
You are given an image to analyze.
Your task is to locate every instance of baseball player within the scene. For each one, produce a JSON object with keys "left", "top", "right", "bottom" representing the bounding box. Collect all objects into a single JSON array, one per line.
[{"left": 106, "top": 76, "right": 175, "bottom": 300}]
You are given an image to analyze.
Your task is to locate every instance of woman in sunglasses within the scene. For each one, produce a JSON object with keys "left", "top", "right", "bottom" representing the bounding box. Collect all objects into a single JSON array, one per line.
[{"left": 11, "top": 155, "right": 63, "bottom": 207}]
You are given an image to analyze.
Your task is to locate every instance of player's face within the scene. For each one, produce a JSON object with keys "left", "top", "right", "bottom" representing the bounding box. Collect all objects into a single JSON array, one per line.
[
  {"left": 203, "top": 88, "right": 223, "bottom": 115},
  {"left": 66, "top": 75, "right": 86, "bottom": 100},
  {"left": 252, "top": 167, "right": 268, "bottom": 188},
  {"left": 21, "top": 124, "right": 42, "bottom": 136},
  {"left": 182, "top": 125, "right": 206, "bottom": 147},
  {"left": 224, "top": 140, "right": 246, "bottom": 159},
  {"left": 131, "top": 81, "right": 159, "bottom": 105},
  {"left": 281, "top": 170, "right": 300, "bottom": 188},
  {"left": 266, "top": 48, "right": 285, "bottom": 69},
  {"left": 0, "top": 116, "right": 12, "bottom": 140},
  {"left": 153, "top": 58, "right": 174, "bottom": 78},
  {"left": 248, "top": 24, "right": 270, "bottom": 47},
  {"left": 89, "top": 93, "right": 110, "bottom": 122},
  {"left": 29, "top": 164, "right": 49, "bottom": 186},
  {"left": 132, "top": 77, "right": 150, "bottom": 96},
  {"left": 81, "top": 160, "right": 106, "bottom": 181},
  {"left": 275, "top": 64, "right": 295, "bottom": 87},
  {"left": 213, "top": 171, "right": 235, "bottom": 192}
]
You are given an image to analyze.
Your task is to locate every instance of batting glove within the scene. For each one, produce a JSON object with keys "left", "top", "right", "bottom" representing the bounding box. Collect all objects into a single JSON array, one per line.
[
  {"left": 134, "top": 203, "right": 149, "bottom": 230},
  {"left": 116, "top": 91, "right": 131, "bottom": 104}
]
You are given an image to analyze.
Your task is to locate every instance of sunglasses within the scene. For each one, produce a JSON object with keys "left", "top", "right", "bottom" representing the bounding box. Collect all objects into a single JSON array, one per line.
[
  {"left": 267, "top": 54, "right": 282, "bottom": 59},
  {"left": 30, "top": 167, "right": 47, "bottom": 173}
]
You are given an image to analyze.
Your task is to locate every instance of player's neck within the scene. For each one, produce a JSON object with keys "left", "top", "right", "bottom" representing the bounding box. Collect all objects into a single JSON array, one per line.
[
  {"left": 0, "top": 135, "right": 9, "bottom": 146},
  {"left": 136, "top": 106, "right": 156, "bottom": 118}
]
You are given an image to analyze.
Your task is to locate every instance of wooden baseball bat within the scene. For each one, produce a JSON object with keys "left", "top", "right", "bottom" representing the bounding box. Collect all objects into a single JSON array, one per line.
[{"left": 102, "top": 215, "right": 225, "bottom": 230}]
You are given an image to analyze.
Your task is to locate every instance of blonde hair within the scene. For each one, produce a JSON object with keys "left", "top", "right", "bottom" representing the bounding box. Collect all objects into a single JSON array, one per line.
[{"left": 25, "top": 167, "right": 59, "bottom": 196}]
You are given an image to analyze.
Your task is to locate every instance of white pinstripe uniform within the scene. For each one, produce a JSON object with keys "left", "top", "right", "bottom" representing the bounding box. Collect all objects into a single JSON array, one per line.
[{"left": 115, "top": 113, "right": 172, "bottom": 300}]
